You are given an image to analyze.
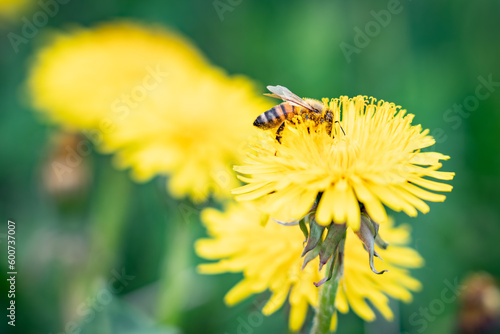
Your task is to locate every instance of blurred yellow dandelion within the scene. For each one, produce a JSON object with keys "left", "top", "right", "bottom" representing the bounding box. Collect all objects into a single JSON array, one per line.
[
  {"left": 102, "top": 68, "right": 270, "bottom": 202},
  {"left": 28, "top": 22, "right": 272, "bottom": 201},
  {"left": 196, "top": 203, "right": 423, "bottom": 331},
  {"left": 0, "top": 0, "right": 31, "bottom": 19},
  {"left": 29, "top": 22, "right": 208, "bottom": 129},
  {"left": 234, "top": 89, "right": 455, "bottom": 229}
]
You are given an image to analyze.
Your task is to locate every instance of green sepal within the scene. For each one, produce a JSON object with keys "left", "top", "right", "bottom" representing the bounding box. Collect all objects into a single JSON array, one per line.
[
  {"left": 318, "top": 223, "right": 346, "bottom": 271},
  {"left": 301, "top": 219, "right": 325, "bottom": 257},
  {"left": 355, "top": 215, "right": 388, "bottom": 275},
  {"left": 314, "top": 238, "right": 345, "bottom": 287},
  {"left": 298, "top": 214, "right": 310, "bottom": 243},
  {"left": 301, "top": 238, "right": 322, "bottom": 270}
]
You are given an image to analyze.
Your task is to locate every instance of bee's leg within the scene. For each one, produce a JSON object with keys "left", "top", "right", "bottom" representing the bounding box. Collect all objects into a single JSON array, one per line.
[
  {"left": 326, "top": 122, "right": 333, "bottom": 136},
  {"left": 335, "top": 121, "right": 346, "bottom": 136},
  {"left": 324, "top": 112, "right": 333, "bottom": 136},
  {"left": 275, "top": 122, "right": 286, "bottom": 144},
  {"left": 303, "top": 113, "right": 312, "bottom": 135}
]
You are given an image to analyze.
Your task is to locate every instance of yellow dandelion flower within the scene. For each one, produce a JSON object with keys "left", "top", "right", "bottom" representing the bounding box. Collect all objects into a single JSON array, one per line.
[
  {"left": 234, "top": 86, "right": 455, "bottom": 229},
  {"left": 196, "top": 203, "right": 423, "bottom": 331},
  {"left": 28, "top": 22, "right": 272, "bottom": 201}
]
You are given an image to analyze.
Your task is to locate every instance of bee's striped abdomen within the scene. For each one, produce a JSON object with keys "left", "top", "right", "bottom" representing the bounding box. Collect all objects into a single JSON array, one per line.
[{"left": 253, "top": 103, "right": 300, "bottom": 129}]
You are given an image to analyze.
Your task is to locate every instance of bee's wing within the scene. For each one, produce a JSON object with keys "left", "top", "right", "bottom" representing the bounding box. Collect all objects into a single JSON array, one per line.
[{"left": 266, "top": 85, "right": 318, "bottom": 112}]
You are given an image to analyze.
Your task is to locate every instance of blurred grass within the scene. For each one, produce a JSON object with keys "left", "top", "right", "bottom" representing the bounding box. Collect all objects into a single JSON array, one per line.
[{"left": 1, "top": 0, "right": 500, "bottom": 333}]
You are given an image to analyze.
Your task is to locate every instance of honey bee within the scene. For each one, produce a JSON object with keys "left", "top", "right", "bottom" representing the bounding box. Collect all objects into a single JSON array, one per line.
[{"left": 254, "top": 85, "right": 340, "bottom": 142}]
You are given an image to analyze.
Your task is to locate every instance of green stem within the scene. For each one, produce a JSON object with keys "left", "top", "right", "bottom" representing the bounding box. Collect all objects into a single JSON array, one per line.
[
  {"left": 88, "top": 164, "right": 131, "bottom": 275},
  {"left": 66, "top": 161, "right": 132, "bottom": 327},
  {"left": 310, "top": 257, "right": 341, "bottom": 334},
  {"left": 155, "top": 201, "right": 195, "bottom": 325}
]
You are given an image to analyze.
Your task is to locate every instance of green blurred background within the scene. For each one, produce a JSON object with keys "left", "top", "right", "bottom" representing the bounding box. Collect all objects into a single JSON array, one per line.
[{"left": 1, "top": 0, "right": 500, "bottom": 333}]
